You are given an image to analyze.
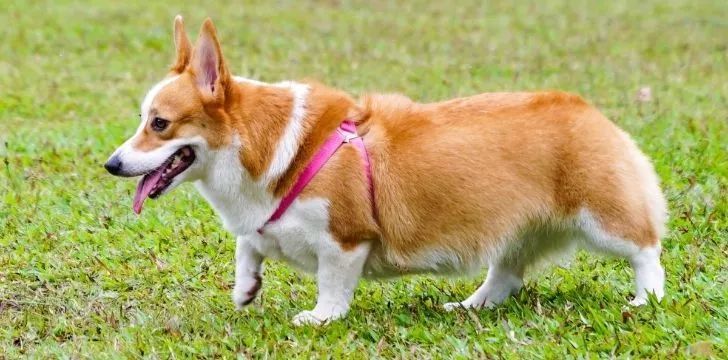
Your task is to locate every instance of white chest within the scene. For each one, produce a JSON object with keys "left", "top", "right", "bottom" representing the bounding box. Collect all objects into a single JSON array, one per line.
[{"left": 225, "top": 196, "right": 336, "bottom": 274}]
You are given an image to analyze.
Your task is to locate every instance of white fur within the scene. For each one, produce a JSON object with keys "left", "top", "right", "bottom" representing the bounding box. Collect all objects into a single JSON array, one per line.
[
  {"left": 628, "top": 246, "right": 665, "bottom": 305},
  {"left": 232, "top": 234, "right": 264, "bottom": 308},
  {"left": 292, "top": 241, "right": 370, "bottom": 325},
  {"left": 194, "top": 135, "right": 274, "bottom": 235},
  {"left": 263, "top": 82, "right": 310, "bottom": 183}
]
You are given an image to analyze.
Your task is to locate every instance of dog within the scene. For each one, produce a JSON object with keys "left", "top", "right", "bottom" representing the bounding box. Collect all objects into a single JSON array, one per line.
[{"left": 105, "top": 16, "right": 666, "bottom": 325}]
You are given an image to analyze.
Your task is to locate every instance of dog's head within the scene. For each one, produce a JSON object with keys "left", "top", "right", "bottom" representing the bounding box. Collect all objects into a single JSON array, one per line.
[{"left": 105, "top": 16, "right": 234, "bottom": 214}]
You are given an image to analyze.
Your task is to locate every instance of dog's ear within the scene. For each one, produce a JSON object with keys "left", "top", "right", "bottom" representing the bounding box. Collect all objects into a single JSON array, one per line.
[
  {"left": 190, "top": 17, "right": 230, "bottom": 103},
  {"left": 171, "top": 15, "right": 192, "bottom": 73}
]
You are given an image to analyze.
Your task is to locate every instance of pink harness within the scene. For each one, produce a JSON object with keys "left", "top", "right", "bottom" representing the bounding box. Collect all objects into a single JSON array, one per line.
[{"left": 258, "top": 120, "right": 375, "bottom": 233}]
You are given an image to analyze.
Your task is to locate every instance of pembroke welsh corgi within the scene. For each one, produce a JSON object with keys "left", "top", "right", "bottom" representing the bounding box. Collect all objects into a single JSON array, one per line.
[{"left": 105, "top": 16, "right": 666, "bottom": 325}]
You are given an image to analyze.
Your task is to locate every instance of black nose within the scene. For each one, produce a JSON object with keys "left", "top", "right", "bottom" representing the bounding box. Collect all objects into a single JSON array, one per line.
[{"left": 104, "top": 156, "right": 123, "bottom": 175}]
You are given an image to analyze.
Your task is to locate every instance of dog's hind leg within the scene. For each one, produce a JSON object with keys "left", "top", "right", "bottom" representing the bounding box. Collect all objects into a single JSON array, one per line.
[
  {"left": 627, "top": 246, "right": 664, "bottom": 305},
  {"left": 444, "top": 259, "right": 524, "bottom": 311},
  {"left": 577, "top": 209, "right": 665, "bottom": 306}
]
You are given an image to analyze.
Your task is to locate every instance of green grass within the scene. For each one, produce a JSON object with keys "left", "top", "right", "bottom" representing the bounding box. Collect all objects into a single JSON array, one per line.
[{"left": 1, "top": 0, "right": 727, "bottom": 358}]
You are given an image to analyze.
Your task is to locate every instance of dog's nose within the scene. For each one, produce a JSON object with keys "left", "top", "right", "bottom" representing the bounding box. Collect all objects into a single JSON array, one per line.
[{"left": 104, "top": 156, "right": 123, "bottom": 175}]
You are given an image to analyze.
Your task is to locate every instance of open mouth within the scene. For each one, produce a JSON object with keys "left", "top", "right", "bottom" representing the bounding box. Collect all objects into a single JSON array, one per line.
[{"left": 133, "top": 146, "right": 195, "bottom": 214}]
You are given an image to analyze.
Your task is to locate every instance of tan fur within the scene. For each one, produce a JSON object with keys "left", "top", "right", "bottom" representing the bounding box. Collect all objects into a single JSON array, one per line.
[
  {"left": 170, "top": 15, "right": 192, "bottom": 74},
  {"left": 140, "top": 18, "right": 663, "bottom": 264}
]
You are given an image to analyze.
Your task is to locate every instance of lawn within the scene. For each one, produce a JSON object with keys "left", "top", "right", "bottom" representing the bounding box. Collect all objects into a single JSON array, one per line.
[{"left": 1, "top": 0, "right": 727, "bottom": 358}]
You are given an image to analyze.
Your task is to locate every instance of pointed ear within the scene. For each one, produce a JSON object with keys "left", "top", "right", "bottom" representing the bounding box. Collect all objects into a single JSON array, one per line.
[
  {"left": 191, "top": 18, "right": 230, "bottom": 101},
  {"left": 171, "top": 15, "right": 192, "bottom": 73}
]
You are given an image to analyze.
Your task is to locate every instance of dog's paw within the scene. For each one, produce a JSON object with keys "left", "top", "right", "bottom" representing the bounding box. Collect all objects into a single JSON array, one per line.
[
  {"left": 291, "top": 308, "right": 347, "bottom": 326},
  {"left": 232, "top": 273, "right": 262, "bottom": 309},
  {"left": 443, "top": 302, "right": 465, "bottom": 311},
  {"left": 443, "top": 300, "right": 494, "bottom": 311},
  {"left": 291, "top": 311, "right": 326, "bottom": 326},
  {"left": 629, "top": 297, "right": 648, "bottom": 307}
]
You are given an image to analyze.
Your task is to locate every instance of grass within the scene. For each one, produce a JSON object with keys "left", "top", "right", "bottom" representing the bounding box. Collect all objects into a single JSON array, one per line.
[{"left": 1, "top": 0, "right": 727, "bottom": 358}]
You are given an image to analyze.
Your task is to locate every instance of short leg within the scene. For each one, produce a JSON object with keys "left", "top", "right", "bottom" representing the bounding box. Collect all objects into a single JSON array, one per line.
[
  {"left": 444, "top": 261, "right": 523, "bottom": 311},
  {"left": 577, "top": 210, "right": 665, "bottom": 306},
  {"left": 232, "top": 235, "right": 264, "bottom": 309},
  {"left": 292, "top": 243, "right": 370, "bottom": 326},
  {"left": 628, "top": 246, "right": 665, "bottom": 306}
]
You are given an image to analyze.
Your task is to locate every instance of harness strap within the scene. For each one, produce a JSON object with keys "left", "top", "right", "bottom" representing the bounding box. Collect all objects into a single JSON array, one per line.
[{"left": 258, "top": 120, "right": 376, "bottom": 233}]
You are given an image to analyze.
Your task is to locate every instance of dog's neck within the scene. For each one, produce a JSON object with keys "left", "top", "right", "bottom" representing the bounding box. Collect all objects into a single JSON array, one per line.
[{"left": 194, "top": 77, "right": 358, "bottom": 235}]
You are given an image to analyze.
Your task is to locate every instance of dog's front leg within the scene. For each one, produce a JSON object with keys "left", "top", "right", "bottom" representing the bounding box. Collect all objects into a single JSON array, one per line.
[
  {"left": 292, "top": 242, "right": 371, "bottom": 326},
  {"left": 232, "top": 235, "right": 264, "bottom": 309}
]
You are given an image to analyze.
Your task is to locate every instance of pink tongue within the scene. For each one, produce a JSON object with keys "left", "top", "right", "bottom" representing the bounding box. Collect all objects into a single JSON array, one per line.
[{"left": 133, "top": 171, "right": 163, "bottom": 214}]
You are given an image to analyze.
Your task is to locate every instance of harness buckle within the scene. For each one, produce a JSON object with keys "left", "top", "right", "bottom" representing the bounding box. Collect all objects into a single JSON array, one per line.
[{"left": 338, "top": 129, "right": 359, "bottom": 143}]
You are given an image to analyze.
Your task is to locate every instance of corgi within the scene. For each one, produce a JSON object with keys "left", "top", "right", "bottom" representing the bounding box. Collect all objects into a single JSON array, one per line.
[{"left": 105, "top": 16, "right": 666, "bottom": 325}]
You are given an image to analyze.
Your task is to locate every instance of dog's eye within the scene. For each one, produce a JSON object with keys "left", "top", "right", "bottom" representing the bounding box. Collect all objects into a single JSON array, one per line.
[{"left": 151, "top": 117, "right": 169, "bottom": 132}]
